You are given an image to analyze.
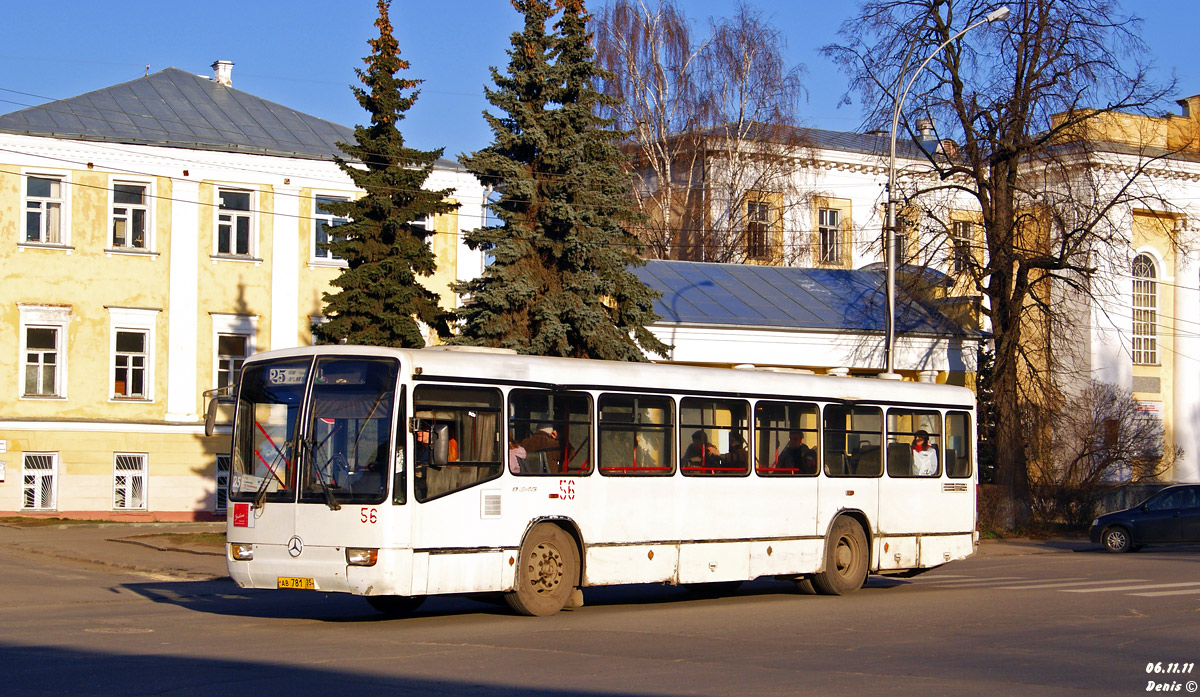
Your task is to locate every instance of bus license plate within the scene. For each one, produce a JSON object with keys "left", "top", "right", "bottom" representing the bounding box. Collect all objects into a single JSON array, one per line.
[{"left": 277, "top": 577, "right": 316, "bottom": 590}]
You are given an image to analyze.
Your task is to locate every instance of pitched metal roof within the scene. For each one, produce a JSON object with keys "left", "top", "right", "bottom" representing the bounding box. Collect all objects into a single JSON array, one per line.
[
  {"left": 0, "top": 67, "right": 358, "bottom": 160},
  {"left": 632, "top": 259, "right": 979, "bottom": 338}
]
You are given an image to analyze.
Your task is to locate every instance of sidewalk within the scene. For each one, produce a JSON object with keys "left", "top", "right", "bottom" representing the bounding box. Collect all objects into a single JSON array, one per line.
[
  {"left": 0, "top": 520, "right": 1098, "bottom": 580},
  {"left": 0, "top": 521, "right": 228, "bottom": 580}
]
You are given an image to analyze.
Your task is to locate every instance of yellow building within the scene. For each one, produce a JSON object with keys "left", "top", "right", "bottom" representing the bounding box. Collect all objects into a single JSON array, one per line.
[{"left": 0, "top": 62, "right": 486, "bottom": 518}]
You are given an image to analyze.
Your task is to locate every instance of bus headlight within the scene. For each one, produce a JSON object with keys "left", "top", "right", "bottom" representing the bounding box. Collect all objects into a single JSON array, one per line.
[
  {"left": 346, "top": 548, "right": 379, "bottom": 567},
  {"left": 229, "top": 543, "right": 254, "bottom": 561}
]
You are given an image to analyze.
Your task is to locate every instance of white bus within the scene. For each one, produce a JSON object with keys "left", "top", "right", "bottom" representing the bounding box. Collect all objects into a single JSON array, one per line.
[{"left": 214, "top": 345, "right": 977, "bottom": 616}]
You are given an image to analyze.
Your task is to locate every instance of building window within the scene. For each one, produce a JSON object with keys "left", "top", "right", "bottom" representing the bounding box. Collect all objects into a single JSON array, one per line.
[
  {"left": 215, "top": 455, "right": 231, "bottom": 513},
  {"left": 746, "top": 198, "right": 774, "bottom": 261},
  {"left": 313, "top": 196, "right": 349, "bottom": 262},
  {"left": 22, "top": 453, "right": 58, "bottom": 510},
  {"left": 113, "top": 330, "right": 148, "bottom": 399},
  {"left": 111, "top": 183, "right": 149, "bottom": 249},
  {"left": 216, "top": 334, "right": 250, "bottom": 389},
  {"left": 216, "top": 189, "right": 253, "bottom": 256},
  {"left": 818, "top": 208, "right": 841, "bottom": 264},
  {"left": 113, "top": 453, "right": 147, "bottom": 510},
  {"left": 23, "top": 327, "right": 60, "bottom": 397},
  {"left": 1132, "top": 254, "right": 1157, "bottom": 365},
  {"left": 25, "top": 175, "right": 64, "bottom": 244},
  {"left": 19, "top": 304, "right": 70, "bottom": 399},
  {"left": 950, "top": 221, "right": 974, "bottom": 274}
]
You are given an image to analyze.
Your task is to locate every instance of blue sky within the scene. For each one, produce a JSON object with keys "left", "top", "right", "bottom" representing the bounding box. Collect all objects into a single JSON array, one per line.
[{"left": 2, "top": 1, "right": 1196, "bottom": 159}]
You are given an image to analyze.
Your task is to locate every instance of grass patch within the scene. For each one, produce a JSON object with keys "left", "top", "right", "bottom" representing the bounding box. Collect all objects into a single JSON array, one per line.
[
  {"left": 132, "top": 532, "right": 226, "bottom": 550},
  {"left": 0, "top": 517, "right": 113, "bottom": 528}
]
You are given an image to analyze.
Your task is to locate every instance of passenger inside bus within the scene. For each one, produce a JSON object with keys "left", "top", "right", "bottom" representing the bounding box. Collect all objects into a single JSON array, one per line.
[
  {"left": 911, "top": 429, "right": 938, "bottom": 476},
  {"left": 521, "top": 425, "right": 561, "bottom": 473},
  {"left": 683, "top": 430, "right": 722, "bottom": 471},
  {"left": 508, "top": 436, "right": 528, "bottom": 474},
  {"left": 724, "top": 431, "right": 749, "bottom": 470},
  {"left": 776, "top": 430, "right": 816, "bottom": 474}
]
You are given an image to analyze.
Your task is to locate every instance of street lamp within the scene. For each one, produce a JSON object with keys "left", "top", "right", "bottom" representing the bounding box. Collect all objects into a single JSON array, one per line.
[{"left": 883, "top": 5, "right": 1011, "bottom": 378}]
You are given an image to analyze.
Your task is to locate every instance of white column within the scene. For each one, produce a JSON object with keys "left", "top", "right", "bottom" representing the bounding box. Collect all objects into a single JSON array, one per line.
[
  {"left": 270, "top": 186, "right": 301, "bottom": 350},
  {"left": 1173, "top": 249, "right": 1200, "bottom": 482},
  {"left": 165, "top": 179, "right": 201, "bottom": 422}
]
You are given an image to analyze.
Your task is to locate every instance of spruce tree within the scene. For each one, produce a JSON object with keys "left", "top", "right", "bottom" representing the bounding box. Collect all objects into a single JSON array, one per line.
[
  {"left": 315, "top": 0, "right": 454, "bottom": 348},
  {"left": 453, "top": 0, "right": 668, "bottom": 361}
]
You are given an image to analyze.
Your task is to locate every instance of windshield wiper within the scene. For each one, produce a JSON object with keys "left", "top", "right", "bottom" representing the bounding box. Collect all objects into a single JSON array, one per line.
[{"left": 300, "top": 432, "right": 343, "bottom": 511}]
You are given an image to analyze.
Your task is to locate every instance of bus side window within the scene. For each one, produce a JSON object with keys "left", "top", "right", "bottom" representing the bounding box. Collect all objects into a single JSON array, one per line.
[
  {"left": 885, "top": 409, "right": 942, "bottom": 477},
  {"left": 412, "top": 385, "right": 502, "bottom": 502},
  {"left": 598, "top": 394, "right": 674, "bottom": 476},
  {"left": 824, "top": 405, "right": 883, "bottom": 477},
  {"left": 680, "top": 398, "right": 749, "bottom": 476},
  {"left": 508, "top": 389, "right": 594, "bottom": 476},
  {"left": 754, "top": 401, "right": 819, "bottom": 477},
  {"left": 946, "top": 411, "right": 972, "bottom": 478}
]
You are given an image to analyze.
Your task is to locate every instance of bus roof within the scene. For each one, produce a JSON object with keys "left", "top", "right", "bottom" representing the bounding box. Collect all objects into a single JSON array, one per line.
[{"left": 246, "top": 345, "right": 976, "bottom": 409}]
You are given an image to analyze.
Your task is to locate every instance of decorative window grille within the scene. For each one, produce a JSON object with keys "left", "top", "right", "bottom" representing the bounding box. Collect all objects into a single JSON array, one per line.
[
  {"left": 22, "top": 453, "right": 57, "bottom": 510},
  {"left": 113, "top": 454, "right": 147, "bottom": 510},
  {"left": 1132, "top": 254, "right": 1157, "bottom": 365},
  {"left": 818, "top": 208, "right": 841, "bottom": 264}
]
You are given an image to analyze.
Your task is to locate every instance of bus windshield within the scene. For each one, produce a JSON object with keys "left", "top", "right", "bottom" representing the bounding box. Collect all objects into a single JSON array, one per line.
[
  {"left": 230, "top": 358, "right": 311, "bottom": 503},
  {"left": 302, "top": 357, "right": 398, "bottom": 505}
]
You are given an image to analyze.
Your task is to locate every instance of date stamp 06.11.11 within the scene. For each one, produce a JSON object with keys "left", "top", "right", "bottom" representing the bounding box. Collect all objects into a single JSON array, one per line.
[{"left": 1144, "top": 662, "right": 1196, "bottom": 693}]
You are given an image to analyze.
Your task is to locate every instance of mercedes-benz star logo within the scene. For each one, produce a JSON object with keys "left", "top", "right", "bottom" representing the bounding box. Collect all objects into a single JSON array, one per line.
[{"left": 287, "top": 536, "right": 304, "bottom": 557}]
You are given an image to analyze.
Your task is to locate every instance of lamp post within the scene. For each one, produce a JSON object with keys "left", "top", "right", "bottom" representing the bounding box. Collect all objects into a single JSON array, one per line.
[{"left": 883, "top": 6, "right": 1011, "bottom": 378}]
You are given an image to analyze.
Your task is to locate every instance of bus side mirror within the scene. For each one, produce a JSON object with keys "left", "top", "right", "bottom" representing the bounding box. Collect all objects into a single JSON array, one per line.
[{"left": 204, "top": 398, "right": 220, "bottom": 437}]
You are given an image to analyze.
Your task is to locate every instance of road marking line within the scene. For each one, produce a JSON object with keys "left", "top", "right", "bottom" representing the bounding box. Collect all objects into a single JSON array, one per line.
[
  {"left": 1064, "top": 582, "right": 1200, "bottom": 593},
  {"left": 1129, "top": 588, "right": 1200, "bottom": 597},
  {"left": 916, "top": 576, "right": 1026, "bottom": 585},
  {"left": 995, "top": 578, "right": 1142, "bottom": 590}
]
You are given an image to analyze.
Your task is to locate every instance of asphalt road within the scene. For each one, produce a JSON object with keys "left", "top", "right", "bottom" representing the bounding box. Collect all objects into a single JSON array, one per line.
[{"left": 2, "top": 542, "right": 1198, "bottom": 697}]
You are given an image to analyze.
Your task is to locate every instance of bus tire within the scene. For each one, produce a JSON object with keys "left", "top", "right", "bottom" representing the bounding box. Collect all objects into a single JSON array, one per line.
[
  {"left": 794, "top": 576, "right": 817, "bottom": 595},
  {"left": 366, "top": 594, "right": 424, "bottom": 617},
  {"left": 505, "top": 524, "right": 578, "bottom": 617},
  {"left": 812, "top": 517, "right": 868, "bottom": 596}
]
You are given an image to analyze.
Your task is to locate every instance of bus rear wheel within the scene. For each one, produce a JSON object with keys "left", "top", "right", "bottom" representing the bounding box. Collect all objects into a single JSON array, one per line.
[
  {"left": 812, "top": 517, "right": 868, "bottom": 596},
  {"left": 506, "top": 524, "right": 579, "bottom": 617},
  {"left": 366, "top": 594, "right": 424, "bottom": 617}
]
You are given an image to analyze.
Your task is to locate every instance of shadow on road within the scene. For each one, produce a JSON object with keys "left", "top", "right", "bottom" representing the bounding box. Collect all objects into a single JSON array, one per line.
[
  {"left": 1, "top": 642, "right": 662, "bottom": 697},
  {"left": 119, "top": 575, "right": 895, "bottom": 622}
]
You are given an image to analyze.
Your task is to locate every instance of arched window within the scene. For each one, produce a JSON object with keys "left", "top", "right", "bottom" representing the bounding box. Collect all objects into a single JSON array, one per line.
[{"left": 1132, "top": 254, "right": 1157, "bottom": 365}]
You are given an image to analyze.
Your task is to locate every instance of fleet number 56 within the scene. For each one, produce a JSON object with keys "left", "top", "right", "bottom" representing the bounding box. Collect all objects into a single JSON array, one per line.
[{"left": 360, "top": 507, "right": 378, "bottom": 524}]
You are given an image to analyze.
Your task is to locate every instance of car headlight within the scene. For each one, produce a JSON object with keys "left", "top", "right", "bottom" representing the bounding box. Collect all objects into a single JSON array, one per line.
[{"left": 229, "top": 543, "right": 253, "bottom": 561}]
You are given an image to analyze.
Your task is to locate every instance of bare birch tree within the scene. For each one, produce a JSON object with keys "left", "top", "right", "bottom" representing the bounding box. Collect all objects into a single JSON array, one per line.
[
  {"left": 595, "top": 0, "right": 809, "bottom": 263},
  {"left": 824, "top": 0, "right": 1179, "bottom": 522}
]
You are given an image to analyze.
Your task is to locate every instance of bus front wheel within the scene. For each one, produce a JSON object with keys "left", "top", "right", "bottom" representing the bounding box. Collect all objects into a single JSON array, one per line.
[
  {"left": 812, "top": 517, "right": 868, "bottom": 596},
  {"left": 506, "top": 524, "right": 579, "bottom": 617}
]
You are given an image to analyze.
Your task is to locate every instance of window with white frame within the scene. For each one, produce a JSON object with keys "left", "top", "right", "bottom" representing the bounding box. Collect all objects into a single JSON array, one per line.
[
  {"left": 215, "top": 455, "right": 231, "bottom": 513},
  {"left": 111, "top": 182, "right": 149, "bottom": 250},
  {"left": 113, "top": 331, "right": 148, "bottom": 399},
  {"left": 313, "top": 196, "right": 349, "bottom": 262},
  {"left": 212, "top": 314, "right": 257, "bottom": 390},
  {"left": 19, "top": 304, "right": 71, "bottom": 399},
  {"left": 109, "top": 307, "right": 157, "bottom": 401},
  {"left": 216, "top": 189, "right": 253, "bottom": 256},
  {"left": 818, "top": 208, "right": 841, "bottom": 264},
  {"left": 216, "top": 334, "right": 250, "bottom": 389},
  {"left": 113, "top": 453, "right": 148, "bottom": 510},
  {"left": 22, "top": 453, "right": 58, "bottom": 510},
  {"left": 24, "top": 175, "right": 64, "bottom": 244},
  {"left": 1132, "top": 254, "right": 1158, "bottom": 365}
]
